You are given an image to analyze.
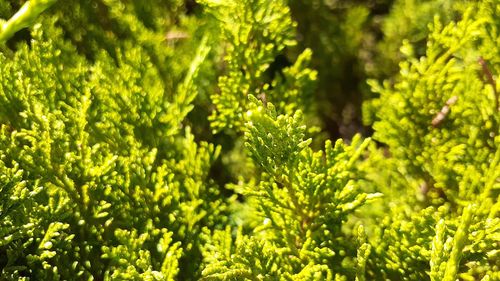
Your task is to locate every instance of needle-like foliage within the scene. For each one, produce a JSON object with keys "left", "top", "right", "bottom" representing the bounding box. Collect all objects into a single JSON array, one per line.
[
  {"left": 0, "top": 0, "right": 498, "bottom": 280},
  {"left": 361, "top": 1, "right": 500, "bottom": 280}
]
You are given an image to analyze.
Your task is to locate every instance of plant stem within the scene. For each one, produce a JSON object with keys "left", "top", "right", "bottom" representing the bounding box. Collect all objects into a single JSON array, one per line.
[{"left": 0, "top": 0, "right": 57, "bottom": 44}]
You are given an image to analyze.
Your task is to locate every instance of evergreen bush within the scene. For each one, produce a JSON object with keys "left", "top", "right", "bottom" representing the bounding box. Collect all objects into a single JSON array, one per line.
[{"left": 0, "top": 0, "right": 498, "bottom": 280}]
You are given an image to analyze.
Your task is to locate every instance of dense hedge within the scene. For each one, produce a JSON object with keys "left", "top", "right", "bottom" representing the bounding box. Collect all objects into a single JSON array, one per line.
[{"left": 0, "top": 0, "right": 498, "bottom": 280}]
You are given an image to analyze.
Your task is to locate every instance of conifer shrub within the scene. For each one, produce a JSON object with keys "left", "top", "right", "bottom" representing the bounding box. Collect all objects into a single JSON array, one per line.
[{"left": 0, "top": 0, "right": 498, "bottom": 280}]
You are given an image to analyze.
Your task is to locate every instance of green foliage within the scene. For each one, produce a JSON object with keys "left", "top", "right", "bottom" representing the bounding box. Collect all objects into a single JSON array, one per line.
[
  {"left": 101, "top": 228, "right": 182, "bottom": 280},
  {"left": 361, "top": 1, "right": 500, "bottom": 280},
  {"left": 201, "top": 97, "right": 381, "bottom": 279},
  {"left": 0, "top": 0, "right": 499, "bottom": 280},
  {"left": 0, "top": 0, "right": 57, "bottom": 43},
  {"left": 370, "top": 0, "right": 468, "bottom": 79},
  {"left": 367, "top": 3, "right": 499, "bottom": 203},
  {"left": 0, "top": 3, "right": 223, "bottom": 279},
  {"left": 288, "top": 0, "right": 375, "bottom": 139},
  {"left": 200, "top": 0, "right": 317, "bottom": 133}
]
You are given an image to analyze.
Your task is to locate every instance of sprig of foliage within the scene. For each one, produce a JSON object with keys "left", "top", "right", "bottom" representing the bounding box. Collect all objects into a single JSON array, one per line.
[
  {"left": 199, "top": 0, "right": 316, "bottom": 133},
  {"left": 361, "top": 1, "right": 500, "bottom": 280},
  {"left": 201, "top": 96, "right": 381, "bottom": 279},
  {"left": 367, "top": 3, "right": 500, "bottom": 204}
]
